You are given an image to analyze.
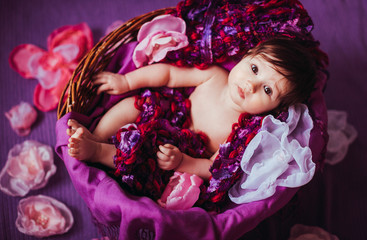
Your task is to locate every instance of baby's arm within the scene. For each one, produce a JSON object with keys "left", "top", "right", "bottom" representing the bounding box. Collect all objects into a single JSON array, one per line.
[
  {"left": 157, "top": 144, "right": 214, "bottom": 180},
  {"left": 93, "top": 63, "right": 220, "bottom": 95}
]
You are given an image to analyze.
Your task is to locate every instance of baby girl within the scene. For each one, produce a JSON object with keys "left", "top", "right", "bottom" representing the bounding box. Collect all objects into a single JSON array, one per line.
[{"left": 66, "top": 37, "right": 316, "bottom": 185}]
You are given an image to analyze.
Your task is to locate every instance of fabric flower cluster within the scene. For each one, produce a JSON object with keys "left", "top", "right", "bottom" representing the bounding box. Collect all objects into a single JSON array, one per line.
[
  {"left": 4, "top": 22, "right": 95, "bottom": 237},
  {"left": 9, "top": 23, "right": 93, "bottom": 111},
  {"left": 0, "top": 140, "right": 74, "bottom": 237}
]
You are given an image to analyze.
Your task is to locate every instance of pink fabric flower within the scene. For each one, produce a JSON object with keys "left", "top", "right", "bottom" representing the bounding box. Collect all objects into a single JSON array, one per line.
[
  {"left": 16, "top": 195, "right": 74, "bottom": 238},
  {"left": 133, "top": 15, "right": 188, "bottom": 68},
  {"left": 0, "top": 140, "right": 56, "bottom": 197},
  {"left": 158, "top": 172, "right": 203, "bottom": 210},
  {"left": 9, "top": 23, "right": 93, "bottom": 111},
  {"left": 5, "top": 102, "right": 37, "bottom": 136},
  {"left": 289, "top": 224, "right": 340, "bottom": 240}
]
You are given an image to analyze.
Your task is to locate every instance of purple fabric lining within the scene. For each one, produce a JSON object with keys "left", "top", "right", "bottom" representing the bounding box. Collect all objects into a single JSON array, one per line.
[{"left": 56, "top": 113, "right": 298, "bottom": 239}]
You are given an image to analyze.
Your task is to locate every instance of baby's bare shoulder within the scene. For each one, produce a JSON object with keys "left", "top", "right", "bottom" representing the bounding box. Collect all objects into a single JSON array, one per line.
[{"left": 205, "top": 65, "right": 229, "bottom": 82}]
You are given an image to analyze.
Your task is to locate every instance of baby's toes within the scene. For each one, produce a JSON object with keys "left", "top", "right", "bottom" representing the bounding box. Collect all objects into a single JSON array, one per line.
[
  {"left": 68, "top": 119, "right": 81, "bottom": 128},
  {"left": 68, "top": 135, "right": 81, "bottom": 145},
  {"left": 70, "top": 127, "right": 85, "bottom": 140},
  {"left": 68, "top": 147, "right": 79, "bottom": 157},
  {"left": 66, "top": 127, "right": 75, "bottom": 136},
  {"left": 68, "top": 141, "right": 78, "bottom": 149}
]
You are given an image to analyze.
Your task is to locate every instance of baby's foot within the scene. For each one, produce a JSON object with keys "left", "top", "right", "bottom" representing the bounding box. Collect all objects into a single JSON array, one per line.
[
  {"left": 68, "top": 127, "right": 100, "bottom": 161},
  {"left": 67, "top": 119, "right": 102, "bottom": 142}
]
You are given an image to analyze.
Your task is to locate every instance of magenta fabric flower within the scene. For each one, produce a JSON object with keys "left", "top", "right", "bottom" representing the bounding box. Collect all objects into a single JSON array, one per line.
[
  {"left": 5, "top": 102, "right": 37, "bottom": 136},
  {"left": 9, "top": 23, "right": 93, "bottom": 111},
  {"left": 289, "top": 224, "right": 339, "bottom": 240},
  {"left": 0, "top": 140, "right": 56, "bottom": 197},
  {"left": 158, "top": 172, "right": 203, "bottom": 210},
  {"left": 16, "top": 195, "right": 74, "bottom": 238},
  {"left": 133, "top": 15, "right": 188, "bottom": 68}
]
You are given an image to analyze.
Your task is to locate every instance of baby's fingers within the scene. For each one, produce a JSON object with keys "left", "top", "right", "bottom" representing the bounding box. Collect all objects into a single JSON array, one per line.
[
  {"left": 95, "top": 84, "right": 112, "bottom": 95},
  {"left": 158, "top": 144, "right": 176, "bottom": 155},
  {"left": 157, "top": 150, "right": 170, "bottom": 162}
]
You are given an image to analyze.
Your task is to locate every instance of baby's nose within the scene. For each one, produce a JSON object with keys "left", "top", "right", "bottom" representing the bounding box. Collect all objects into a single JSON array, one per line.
[{"left": 244, "top": 81, "right": 256, "bottom": 93}]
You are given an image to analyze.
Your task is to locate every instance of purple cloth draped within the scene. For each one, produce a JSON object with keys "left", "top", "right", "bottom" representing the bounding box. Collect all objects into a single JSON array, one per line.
[{"left": 55, "top": 38, "right": 327, "bottom": 238}]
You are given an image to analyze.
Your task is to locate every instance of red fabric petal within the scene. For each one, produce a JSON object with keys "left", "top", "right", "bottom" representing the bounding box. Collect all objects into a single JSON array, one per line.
[
  {"left": 33, "top": 68, "right": 71, "bottom": 112},
  {"left": 33, "top": 84, "right": 59, "bottom": 112},
  {"left": 47, "top": 23, "right": 93, "bottom": 64},
  {"left": 9, "top": 44, "right": 46, "bottom": 79},
  {"left": 30, "top": 52, "right": 65, "bottom": 89}
]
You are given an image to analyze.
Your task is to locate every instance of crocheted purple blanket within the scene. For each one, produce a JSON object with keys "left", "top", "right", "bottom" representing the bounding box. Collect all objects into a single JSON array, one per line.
[{"left": 111, "top": 86, "right": 288, "bottom": 210}]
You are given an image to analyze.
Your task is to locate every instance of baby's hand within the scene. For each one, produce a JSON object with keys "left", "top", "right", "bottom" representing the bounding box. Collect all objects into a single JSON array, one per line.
[
  {"left": 93, "top": 72, "right": 130, "bottom": 95},
  {"left": 157, "top": 144, "right": 183, "bottom": 171}
]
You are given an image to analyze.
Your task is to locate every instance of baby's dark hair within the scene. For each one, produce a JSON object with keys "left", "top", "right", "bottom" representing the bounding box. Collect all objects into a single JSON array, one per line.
[{"left": 245, "top": 38, "right": 317, "bottom": 111}]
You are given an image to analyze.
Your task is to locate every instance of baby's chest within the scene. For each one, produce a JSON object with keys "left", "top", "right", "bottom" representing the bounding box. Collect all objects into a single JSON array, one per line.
[{"left": 189, "top": 90, "right": 233, "bottom": 152}]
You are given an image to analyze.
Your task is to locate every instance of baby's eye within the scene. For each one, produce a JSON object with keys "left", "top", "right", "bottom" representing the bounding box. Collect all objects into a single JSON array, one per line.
[
  {"left": 251, "top": 64, "right": 258, "bottom": 74},
  {"left": 263, "top": 86, "right": 272, "bottom": 95}
]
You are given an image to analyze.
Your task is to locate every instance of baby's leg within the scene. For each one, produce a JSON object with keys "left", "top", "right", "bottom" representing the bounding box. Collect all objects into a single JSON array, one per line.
[
  {"left": 93, "top": 96, "right": 141, "bottom": 141},
  {"left": 68, "top": 127, "right": 116, "bottom": 168}
]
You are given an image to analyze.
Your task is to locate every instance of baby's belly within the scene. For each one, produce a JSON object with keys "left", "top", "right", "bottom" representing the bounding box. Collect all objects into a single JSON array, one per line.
[{"left": 189, "top": 114, "right": 230, "bottom": 154}]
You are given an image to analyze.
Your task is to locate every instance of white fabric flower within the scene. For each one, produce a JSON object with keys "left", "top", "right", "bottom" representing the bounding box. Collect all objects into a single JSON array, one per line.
[
  {"left": 229, "top": 104, "right": 315, "bottom": 204},
  {"left": 325, "top": 110, "right": 357, "bottom": 165}
]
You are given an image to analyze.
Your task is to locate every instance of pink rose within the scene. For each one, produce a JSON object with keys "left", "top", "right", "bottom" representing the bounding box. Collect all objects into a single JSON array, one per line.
[
  {"left": 9, "top": 23, "right": 93, "bottom": 111},
  {"left": 0, "top": 140, "right": 56, "bottom": 197},
  {"left": 158, "top": 172, "right": 203, "bottom": 210},
  {"left": 16, "top": 195, "right": 74, "bottom": 237},
  {"left": 133, "top": 15, "right": 189, "bottom": 68},
  {"left": 289, "top": 224, "right": 340, "bottom": 240},
  {"left": 5, "top": 102, "right": 37, "bottom": 136}
]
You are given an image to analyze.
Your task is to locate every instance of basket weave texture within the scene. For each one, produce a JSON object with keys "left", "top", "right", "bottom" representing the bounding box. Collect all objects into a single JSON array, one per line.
[{"left": 57, "top": 8, "right": 171, "bottom": 119}]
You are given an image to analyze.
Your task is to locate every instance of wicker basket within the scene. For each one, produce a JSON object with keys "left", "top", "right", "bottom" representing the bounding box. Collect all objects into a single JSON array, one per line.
[
  {"left": 57, "top": 8, "right": 171, "bottom": 119},
  {"left": 54, "top": 2, "right": 329, "bottom": 238}
]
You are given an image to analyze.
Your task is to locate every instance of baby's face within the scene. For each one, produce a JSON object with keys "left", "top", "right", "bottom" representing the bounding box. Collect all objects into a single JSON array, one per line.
[{"left": 227, "top": 54, "right": 290, "bottom": 115}]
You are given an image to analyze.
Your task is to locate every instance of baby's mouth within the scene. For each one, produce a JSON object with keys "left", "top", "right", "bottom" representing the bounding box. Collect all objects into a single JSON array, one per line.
[{"left": 237, "top": 86, "right": 245, "bottom": 99}]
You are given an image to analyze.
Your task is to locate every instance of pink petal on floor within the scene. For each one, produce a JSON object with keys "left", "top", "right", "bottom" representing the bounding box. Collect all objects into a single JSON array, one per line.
[
  {"left": 5, "top": 102, "right": 38, "bottom": 136},
  {"left": 47, "top": 23, "right": 93, "bottom": 64},
  {"left": 52, "top": 44, "right": 80, "bottom": 64},
  {"left": 29, "top": 52, "right": 65, "bottom": 89},
  {"left": 9, "top": 44, "right": 46, "bottom": 79},
  {"left": 33, "top": 85, "right": 60, "bottom": 112},
  {"left": 33, "top": 68, "right": 70, "bottom": 112}
]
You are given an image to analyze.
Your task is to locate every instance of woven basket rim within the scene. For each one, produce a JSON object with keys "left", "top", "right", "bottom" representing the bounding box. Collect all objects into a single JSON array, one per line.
[{"left": 57, "top": 7, "right": 173, "bottom": 119}]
